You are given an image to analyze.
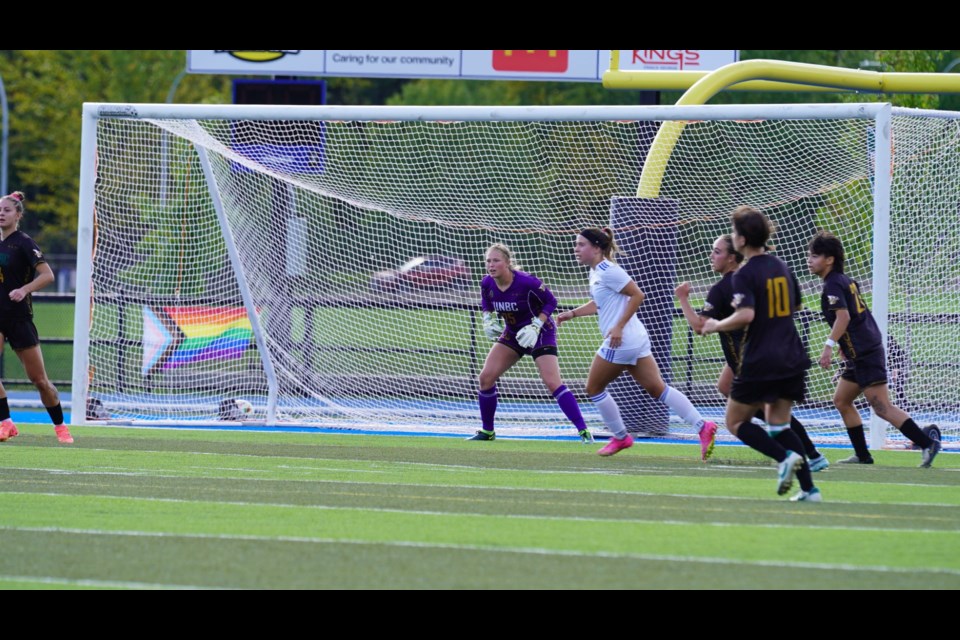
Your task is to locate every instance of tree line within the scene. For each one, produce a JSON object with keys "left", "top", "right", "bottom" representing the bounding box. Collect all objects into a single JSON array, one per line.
[{"left": 0, "top": 50, "right": 953, "bottom": 254}]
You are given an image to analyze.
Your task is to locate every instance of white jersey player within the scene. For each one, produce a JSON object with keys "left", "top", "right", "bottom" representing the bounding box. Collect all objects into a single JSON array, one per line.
[{"left": 555, "top": 227, "right": 717, "bottom": 460}]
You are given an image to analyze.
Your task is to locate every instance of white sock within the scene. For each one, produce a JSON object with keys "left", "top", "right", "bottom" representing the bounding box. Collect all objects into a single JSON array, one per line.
[
  {"left": 659, "top": 386, "right": 706, "bottom": 432},
  {"left": 768, "top": 422, "right": 789, "bottom": 436},
  {"left": 590, "top": 391, "right": 628, "bottom": 439}
]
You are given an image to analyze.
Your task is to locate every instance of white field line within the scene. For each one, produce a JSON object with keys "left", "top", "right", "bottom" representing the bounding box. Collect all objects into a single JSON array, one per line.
[
  {"left": 1, "top": 492, "right": 958, "bottom": 535},
  {"left": 2, "top": 525, "right": 958, "bottom": 578},
  {"left": 0, "top": 574, "right": 229, "bottom": 590},
  {"left": 2, "top": 468, "right": 960, "bottom": 507}
]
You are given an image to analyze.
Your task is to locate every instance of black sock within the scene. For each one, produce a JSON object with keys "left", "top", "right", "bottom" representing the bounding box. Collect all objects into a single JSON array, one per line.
[
  {"left": 790, "top": 415, "right": 820, "bottom": 459},
  {"left": 774, "top": 429, "right": 814, "bottom": 492},
  {"left": 847, "top": 424, "right": 872, "bottom": 460},
  {"left": 751, "top": 409, "right": 821, "bottom": 457},
  {"left": 46, "top": 403, "right": 64, "bottom": 426},
  {"left": 736, "top": 421, "right": 787, "bottom": 462},
  {"left": 0, "top": 397, "right": 9, "bottom": 421},
  {"left": 898, "top": 418, "right": 932, "bottom": 448}
]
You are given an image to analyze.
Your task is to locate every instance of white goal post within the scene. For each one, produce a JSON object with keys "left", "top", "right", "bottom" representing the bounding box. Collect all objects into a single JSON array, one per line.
[{"left": 74, "top": 102, "right": 960, "bottom": 446}]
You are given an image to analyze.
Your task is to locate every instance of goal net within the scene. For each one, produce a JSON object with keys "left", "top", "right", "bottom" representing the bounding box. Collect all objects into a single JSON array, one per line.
[{"left": 74, "top": 104, "right": 960, "bottom": 446}]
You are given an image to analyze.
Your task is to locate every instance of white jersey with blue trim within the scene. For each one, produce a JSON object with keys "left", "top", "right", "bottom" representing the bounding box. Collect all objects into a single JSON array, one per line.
[{"left": 588, "top": 259, "right": 647, "bottom": 348}]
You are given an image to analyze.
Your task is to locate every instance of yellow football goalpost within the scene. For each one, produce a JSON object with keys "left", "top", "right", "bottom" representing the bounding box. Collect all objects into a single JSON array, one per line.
[{"left": 603, "top": 56, "right": 960, "bottom": 198}]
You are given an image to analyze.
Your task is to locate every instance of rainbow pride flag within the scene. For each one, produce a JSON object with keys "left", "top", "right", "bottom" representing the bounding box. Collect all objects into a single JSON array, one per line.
[{"left": 143, "top": 305, "right": 254, "bottom": 376}]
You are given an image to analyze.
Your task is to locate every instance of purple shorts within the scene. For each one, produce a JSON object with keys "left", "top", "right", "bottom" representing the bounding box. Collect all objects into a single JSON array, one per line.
[{"left": 498, "top": 324, "right": 558, "bottom": 359}]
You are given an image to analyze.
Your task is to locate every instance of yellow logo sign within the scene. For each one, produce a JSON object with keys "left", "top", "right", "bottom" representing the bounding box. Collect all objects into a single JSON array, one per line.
[{"left": 215, "top": 50, "right": 300, "bottom": 63}]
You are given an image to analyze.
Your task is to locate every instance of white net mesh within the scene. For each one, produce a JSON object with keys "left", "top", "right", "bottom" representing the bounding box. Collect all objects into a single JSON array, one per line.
[{"left": 80, "top": 106, "right": 960, "bottom": 445}]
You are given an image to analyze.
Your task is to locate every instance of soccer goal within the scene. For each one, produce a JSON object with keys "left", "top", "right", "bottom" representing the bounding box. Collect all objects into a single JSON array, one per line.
[{"left": 74, "top": 103, "right": 960, "bottom": 446}]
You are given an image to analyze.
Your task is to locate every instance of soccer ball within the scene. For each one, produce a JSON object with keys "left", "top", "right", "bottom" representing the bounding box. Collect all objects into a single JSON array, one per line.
[{"left": 234, "top": 399, "right": 254, "bottom": 418}]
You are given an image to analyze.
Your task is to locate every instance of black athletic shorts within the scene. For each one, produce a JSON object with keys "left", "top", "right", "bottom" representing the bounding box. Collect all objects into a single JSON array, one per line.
[
  {"left": 0, "top": 317, "right": 40, "bottom": 351},
  {"left": 731, "top": 372, "right": 807, "bottom": 405},
  {"left": 840, "top": 348, "right": 888, "bottom": 389}
]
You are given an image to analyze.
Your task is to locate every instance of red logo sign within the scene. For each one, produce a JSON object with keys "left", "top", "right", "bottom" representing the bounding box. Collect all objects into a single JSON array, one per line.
[
  {"left": 632, "top": 50, "right": 701, "bottom": 70},
  {"left": 492, "top": 50, "right": 569, "bottom": 73}
]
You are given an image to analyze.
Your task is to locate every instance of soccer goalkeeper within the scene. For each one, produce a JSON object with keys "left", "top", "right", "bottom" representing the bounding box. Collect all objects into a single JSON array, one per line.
[{"left": 470, "top": 244, "right": 591, "bottom": 443}]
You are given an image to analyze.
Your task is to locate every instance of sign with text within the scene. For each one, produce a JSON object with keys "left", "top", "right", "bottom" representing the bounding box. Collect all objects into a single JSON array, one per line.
[
  {"left": 326, "top": 50, "right": 460, "bottom": 77},
  {"left": 188, "top": 51, "right": 739, "bottom": 82},
  {"left": 617, "top": 50, "right": 739, "bottom": 71}
]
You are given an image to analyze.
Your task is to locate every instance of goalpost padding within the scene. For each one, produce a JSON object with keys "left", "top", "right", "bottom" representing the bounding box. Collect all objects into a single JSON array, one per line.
[
  {"left": 73, "top": 103, "right": 960, "bottom": 446},
  {"left": 607, "top": 197, "right": 679, "bottom": 435}
]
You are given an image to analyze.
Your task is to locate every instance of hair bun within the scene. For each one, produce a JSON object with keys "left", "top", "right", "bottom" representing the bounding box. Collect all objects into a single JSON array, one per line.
[{"left": 7, "top": 191, "right": 24, "bottom": 202}]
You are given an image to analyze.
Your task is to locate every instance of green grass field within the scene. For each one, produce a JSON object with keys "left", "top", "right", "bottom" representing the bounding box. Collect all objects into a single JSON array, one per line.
[{"left": 1, "top": 424, "right": 957, "bottom": 589}]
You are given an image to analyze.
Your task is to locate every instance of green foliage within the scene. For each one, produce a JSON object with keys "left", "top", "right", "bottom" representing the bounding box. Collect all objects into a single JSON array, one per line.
[
  {"left": 0, "top": 50, "right": 230, "bottom": 253},
  {"left": 327, "top": 77, "right": 408, "bottom": 105},
  {"left": 388, "top": 78, "right": 643, "bottom": 107},
  {"left": 117, "top": 193, "right": 226, "bottom": 297},
  {"left": 841, "top": 50, "right": 946, "bottom": 109},
  {"left": 811, "top": 178, "right": 875, "bottom": 275}
]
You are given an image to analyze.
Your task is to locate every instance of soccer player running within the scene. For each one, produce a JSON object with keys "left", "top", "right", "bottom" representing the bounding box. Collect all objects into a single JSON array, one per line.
[
  {"left": 0, "top": 192, "right": 73, "bottom": 444},
  {"left": 807, "top": 231, "right": 940, "bottom": 467},
  {"left": 676, "top": 235, "right": 828, "bottom": 471},
  {"left": 470, "top": 243, "right": 591, "bottom": 442},
  {"left": 702, "top": 207, "right": 820, "bottom": 501},
  {"left": 556, "top": 228, "right": 718, "bottom": 460}
]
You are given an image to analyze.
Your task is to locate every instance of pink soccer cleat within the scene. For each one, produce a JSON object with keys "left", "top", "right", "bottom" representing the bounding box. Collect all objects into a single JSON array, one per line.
[
  {"left": 597, "top": 434, "right": 634, "bottom": 457},
  {"left": 54, "top": 425, "right": 74, "bottom": 444},
  {"left": 699, "top": 421, "right": 718, "bottom": 461},
  {"left": 0, "top": 419, "right": 18, "bottom": 442}
]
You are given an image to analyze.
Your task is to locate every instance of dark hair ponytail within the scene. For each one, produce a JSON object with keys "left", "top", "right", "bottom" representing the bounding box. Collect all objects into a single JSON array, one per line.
[{"left": 580, "top": 227, "right": 619, "bottom": 259}]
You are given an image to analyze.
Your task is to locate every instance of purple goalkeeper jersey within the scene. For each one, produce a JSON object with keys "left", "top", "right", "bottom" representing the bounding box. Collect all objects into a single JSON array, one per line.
[{"left": 480, "top": 270, "right": 558, "bottom": 336}]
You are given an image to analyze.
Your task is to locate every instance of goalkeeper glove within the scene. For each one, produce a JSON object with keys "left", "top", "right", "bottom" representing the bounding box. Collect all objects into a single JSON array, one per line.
[
  {"left": 482, "top": 312, "right": 504, "bottom": 342},
  {"left": 516, "top": 317, "right": 544, "bottom": 349}
]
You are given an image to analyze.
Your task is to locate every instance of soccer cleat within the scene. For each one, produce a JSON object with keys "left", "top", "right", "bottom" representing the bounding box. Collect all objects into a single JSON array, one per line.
[
  {"left": 698, "top": 420, "right": 718, "bottom": 461},
  {"left": 909, "top": 425, "right": 942, "bottom": 450},
  {"left": 922, "top": 424, "right": 942, "bottom": 443},
  {"left": 807, "top": 455, "right": 830, "bottom": 472},
  {"left": 920, "top": 439, "right": 941, "bottom": 468},
  {"left": 466, "top": 429, "right": 495, "bottom": 441},
  {"left": 597, "top": 434, "right": 633, "bottom": 457},
  {"left": 54, "top": 425, "right": 74, "bottom": 444},
  {"left": 0, "top": 419, "right": 19, "bottom": 442},
  {"left": 578, "top": 429, "right": 595, "bottom": 444},
  {"left": 837, "top": 454, "right": 874, "bottom": 464},
  {"left": 776, "top": 451, "right": 803, "bottom": 496},
  {"left": 790, "top": 487, "right": 823, "bottom": 502}
]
